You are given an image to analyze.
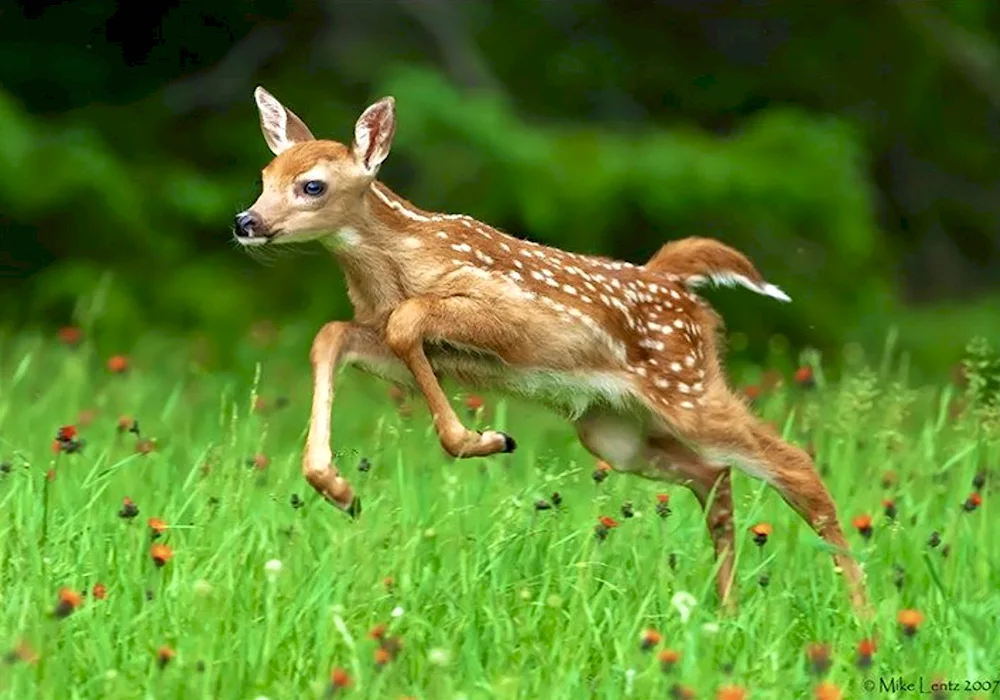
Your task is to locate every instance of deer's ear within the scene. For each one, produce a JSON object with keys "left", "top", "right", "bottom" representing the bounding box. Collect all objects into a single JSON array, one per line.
[
  {"left": 351, "top": 97, "right": 396, "bottom": 175},
  {"left": 254, "top": 86, "right": 315, "bottom": 156}
]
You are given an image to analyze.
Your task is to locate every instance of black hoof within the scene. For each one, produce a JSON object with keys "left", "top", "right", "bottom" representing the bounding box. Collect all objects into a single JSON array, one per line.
[
  {"left": 501, "top": 433, "right": 517, "bottom": 453},
  {"left": 346, "top": 495, "right": 362, "bottom": 519}
]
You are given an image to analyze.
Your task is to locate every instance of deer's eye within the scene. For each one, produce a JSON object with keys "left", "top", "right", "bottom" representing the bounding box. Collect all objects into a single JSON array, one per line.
[{"left": 302, "top": 180, "right": 326, "bottom": 197}]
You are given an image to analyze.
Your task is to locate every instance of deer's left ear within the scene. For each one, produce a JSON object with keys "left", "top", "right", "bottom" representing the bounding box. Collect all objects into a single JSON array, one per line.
[
  {"left": 351, "top": 97, "right": 396, "bottom": 175},
  {"left": 254, "top": 86, "right": 315, "bottom": 156}
]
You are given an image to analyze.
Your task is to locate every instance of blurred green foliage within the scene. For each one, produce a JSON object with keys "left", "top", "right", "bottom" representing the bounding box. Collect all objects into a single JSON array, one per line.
[{"left": 1, "top": 0, "right": 998, "bottom": 377}]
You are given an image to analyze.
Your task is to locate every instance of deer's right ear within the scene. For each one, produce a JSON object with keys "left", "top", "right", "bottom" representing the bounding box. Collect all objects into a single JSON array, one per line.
[
  {"left": 351, "top": 97, "right": 396, "bottom": 176},
  {"left": 253, "top": 86, "right": 315, "bottom": 156}
]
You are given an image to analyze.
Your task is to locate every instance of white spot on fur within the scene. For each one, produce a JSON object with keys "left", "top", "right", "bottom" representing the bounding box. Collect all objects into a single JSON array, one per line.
[{"left": 337, "top": 226, "right": 362, "bottom": 247}]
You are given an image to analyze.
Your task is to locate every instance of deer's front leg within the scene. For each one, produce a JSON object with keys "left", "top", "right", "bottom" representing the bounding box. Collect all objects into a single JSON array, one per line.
[
  {"left": 305, "top": 321, "right": 397, "bottom": 516},
  {"left": 385, "top": 298, "right": 516, "bottom": 458}
]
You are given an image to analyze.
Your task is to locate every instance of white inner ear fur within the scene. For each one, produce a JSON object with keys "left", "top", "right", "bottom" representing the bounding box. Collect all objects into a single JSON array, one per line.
[
  {"left": 255, "top": 87, "right": 293, "bottom": 155},
  {"left": 353, "top": 99, "right": 395, "bottom": 174}
]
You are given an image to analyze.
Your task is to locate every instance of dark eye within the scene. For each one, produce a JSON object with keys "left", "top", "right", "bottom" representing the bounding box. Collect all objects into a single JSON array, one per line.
[{"left": 302, "top": 180, "right": 326, "bottom": 197}]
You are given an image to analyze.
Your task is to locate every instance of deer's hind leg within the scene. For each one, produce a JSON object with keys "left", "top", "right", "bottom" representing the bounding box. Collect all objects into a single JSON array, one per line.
[
  {"left": 574, "top": 411, "right": 738, "bottom": 610},
  {"left": 662, "top": 391, "right": 870, "bottom": 616}
]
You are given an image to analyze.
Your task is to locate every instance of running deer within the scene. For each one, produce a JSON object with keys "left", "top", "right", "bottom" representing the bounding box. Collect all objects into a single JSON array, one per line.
[{"left": 233, "top": 87, "right": 869, "bottom": 614}]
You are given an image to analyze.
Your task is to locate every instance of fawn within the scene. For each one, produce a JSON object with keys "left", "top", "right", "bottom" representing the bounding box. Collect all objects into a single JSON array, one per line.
[{"left": 233, "top": 87, "right": 869, "bottom": 614}]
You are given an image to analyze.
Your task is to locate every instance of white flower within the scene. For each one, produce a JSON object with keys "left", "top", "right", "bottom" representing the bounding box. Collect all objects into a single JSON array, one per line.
[
  {"left": 391, "top": 606, "right": 404, "bottom": 618},
  {"left": 671, "top": 591, "right": 697, "bottom": 623},
  {"left": 624, "top": 668, "right": 636, "bottom": 696},
  {"left": 428, "top": 648, "right": 451, "bottom": 666},
  {"left": 264, "top": 559, "right": 283, "bottom": 581}
]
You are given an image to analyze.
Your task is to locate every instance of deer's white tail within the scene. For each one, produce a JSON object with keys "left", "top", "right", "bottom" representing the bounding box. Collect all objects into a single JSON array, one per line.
[{"left": 645, "top": 237, "right": 791, "bottom": 302}]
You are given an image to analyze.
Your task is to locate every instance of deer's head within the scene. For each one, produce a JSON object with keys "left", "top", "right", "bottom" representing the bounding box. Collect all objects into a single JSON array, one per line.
[{"left": 233, "top": 87, "right": 397, "bottom": 246}]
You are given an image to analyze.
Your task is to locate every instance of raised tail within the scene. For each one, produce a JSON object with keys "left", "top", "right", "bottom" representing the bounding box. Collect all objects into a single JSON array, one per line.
[{"left": 645, "top": 236, "right": 791, "bottom": 302}]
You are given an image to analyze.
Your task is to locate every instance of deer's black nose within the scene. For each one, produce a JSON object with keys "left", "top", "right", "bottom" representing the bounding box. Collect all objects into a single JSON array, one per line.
[{"left": 233, "top": 211, "right": 262, "bottom": 237}]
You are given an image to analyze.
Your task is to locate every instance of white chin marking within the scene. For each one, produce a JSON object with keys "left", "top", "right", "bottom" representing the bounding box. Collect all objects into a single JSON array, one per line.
[{"left": 237, "top": 236, "right": 269, "bottom": 247}]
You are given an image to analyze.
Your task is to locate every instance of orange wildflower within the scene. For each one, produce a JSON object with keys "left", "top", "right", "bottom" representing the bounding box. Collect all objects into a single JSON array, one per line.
[
  {"left": 717, "top": 685, "right": 747, "bottom": 700},
  {"left": 464, "top": 394, "right": 484, "bottom": 411},
  {"left": 749, "top": 522, "right": 772, "bottom": 546},
  {"left": 658, "top": 648, "right": 680, "bottom": 672},
  {"left": 856, "top": 637, "right": 876, "bottom": 668},
  {"left": 598, "top": 516, "right": 619, "bottom": 529},
  {"left": 743, "top": 384, "right": 761, "bottom": 401},
  {"left": 156, "top": 645, "right": 175, "bottom": 669},
  {"left": 151, "top": 543, "right": 174, "bottom": 568},
  {"left": 815, "top": 681, "right": 841, "bottom": 700},
  {"left": 898, "top": 609, "right": 923, "bottom": 636},
  {"left": 639, "top": 628, "right": 662, "bottom": 651},
  {"left": 92, "top": 582, "right": 107, "bottom": 600},
  {"left": 368, "top": 624, "right": 387, "bottom": 641},
  {"left": 373, "top": 646, "right": 392, "bottom": 667},
  {"left": 852, "top": 514, "right": 873, "bottom": 539},
  {"left": 148, "top": 518, "right": 167, "bottom": 537},
  {"left": 54, "top": 588, "right": 82, "bottom": 618}
]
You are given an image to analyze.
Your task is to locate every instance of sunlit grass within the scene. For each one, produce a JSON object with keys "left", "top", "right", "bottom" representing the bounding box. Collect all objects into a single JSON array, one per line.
[{"left": 0, "top": 332, "right": 997, "bottom": 699}]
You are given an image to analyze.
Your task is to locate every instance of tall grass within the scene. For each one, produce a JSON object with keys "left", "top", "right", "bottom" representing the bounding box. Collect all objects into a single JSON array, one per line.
[{"left": 0, "top": 331, "right": 997, "bottom": 699}]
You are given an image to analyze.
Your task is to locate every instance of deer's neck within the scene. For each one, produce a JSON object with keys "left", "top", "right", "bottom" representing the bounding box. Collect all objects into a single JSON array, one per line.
[{"left": 323, "top": 182, "right": 452, "bottom": 326}]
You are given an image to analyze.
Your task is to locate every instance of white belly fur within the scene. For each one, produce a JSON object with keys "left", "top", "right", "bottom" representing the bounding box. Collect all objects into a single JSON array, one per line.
[{"left": 346, "top": 348, "right": 638, "bottom": 420}]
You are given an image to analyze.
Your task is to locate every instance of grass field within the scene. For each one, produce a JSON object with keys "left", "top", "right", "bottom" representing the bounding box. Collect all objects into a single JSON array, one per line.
[{"left": 0, "top": 329, "right": 997, "bottom": 700}]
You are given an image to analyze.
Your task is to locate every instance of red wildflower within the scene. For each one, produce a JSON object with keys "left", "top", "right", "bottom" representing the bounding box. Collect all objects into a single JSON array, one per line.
[
  {"left": 464, "top": 394, "right": 484, "bottom": 412},
  {"left": 329, "top": 667, "right": 352, "bottom": 689},
  {"left": 151, "top": 543, "right": 174, "bottom": 568},
  {"left": 856, "top": 638, "right": 876, "bottom": 668},
  {"left": 743, "top": 384, "right": 761, "bottom": 401},
  {"left": 58, "top": 326, "right": 83, "bottom": 346},
  {"left": 964, "top": 492, "right": 983, "bottom": 511},
  {"left": 54, "top": 588, "right": 82, "bottom": 618},
  {"left": 106, "top": 355, "right": 130, "bottom": 373},
  {"left": 852, "top": 514, "right": 873, "bottom": 539},
  {"left": 656, "top": 493, "right": 670, "bottom": 504},
  {"left": 57, "top": 426, "right": 77, "bottom": 441},
  {"left": 598, "top": 516, "right": 619, "bottom": 529},
  {"left": 117, "top": 415, "right": 137, "bottom": 433},
  {"left": 368, "top": 624, "right": 387, "bottom": 641},
  {"left": 135, "top": 438, "right": 156, "bottom": 455},
  {"left": 794, "top": 365, "right": 815, "bottom": 387},
  {"left": 92, "top": 582, "right": 107, "bottom": 600}
]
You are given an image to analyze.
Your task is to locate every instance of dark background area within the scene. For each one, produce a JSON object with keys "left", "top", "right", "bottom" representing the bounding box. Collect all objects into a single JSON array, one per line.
[{"left": 1, "top": 0, "right": 998, "bottom": 375}]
